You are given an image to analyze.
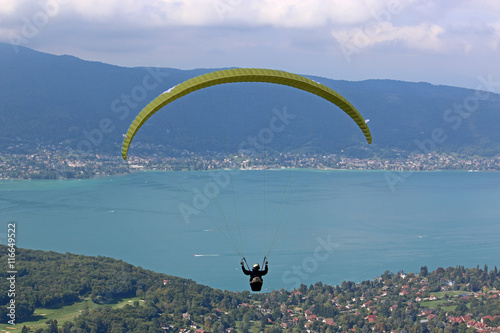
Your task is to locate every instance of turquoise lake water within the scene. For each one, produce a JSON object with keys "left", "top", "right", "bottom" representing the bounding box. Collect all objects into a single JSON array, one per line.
[{"left": 1, "top": 170, "right": 499, "bottom": 292}]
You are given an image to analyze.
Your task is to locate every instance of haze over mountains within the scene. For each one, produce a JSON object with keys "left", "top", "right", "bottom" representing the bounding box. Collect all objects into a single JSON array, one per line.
[{"left": 1, "top": 42, "right": 499, "bottom": 158}]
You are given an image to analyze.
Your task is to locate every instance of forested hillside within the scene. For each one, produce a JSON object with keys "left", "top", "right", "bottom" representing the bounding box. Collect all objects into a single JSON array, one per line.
[
  {"left": 0, "top": 245, "right": 248, "bottom": 331},
  {"left": 1, "top": 246, "right": 499, "bottom": 332}
]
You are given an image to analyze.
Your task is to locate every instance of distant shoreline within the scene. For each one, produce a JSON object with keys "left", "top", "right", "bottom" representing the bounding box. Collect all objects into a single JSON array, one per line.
[
  {"left": 1, "top": 167, "right": 497, "bottom": 182},
  {"left": 1, "top": 148, "right": 499, "bottom": 180}
]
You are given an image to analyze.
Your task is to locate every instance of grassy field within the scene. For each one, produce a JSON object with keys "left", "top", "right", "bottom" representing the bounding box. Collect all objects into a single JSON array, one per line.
[
  {"left": 432, "top": 291, "right": 470, "bottom": 298},
  {"left": 420, "top": 299, "right": 457, "bottom": 312},
  {"left": 0, "top": 297, "right": 143, "bottom": 332},
  {"left": 233, "top": 320, "right": 270, "bottom": 333},
  {"left": 419, "top": 290, "right": 471, "bottom": 312}
]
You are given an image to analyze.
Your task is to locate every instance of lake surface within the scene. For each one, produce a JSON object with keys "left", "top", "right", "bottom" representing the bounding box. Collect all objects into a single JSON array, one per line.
[{"left": 1, "top": 170, "right": 499, "bottom": 292}]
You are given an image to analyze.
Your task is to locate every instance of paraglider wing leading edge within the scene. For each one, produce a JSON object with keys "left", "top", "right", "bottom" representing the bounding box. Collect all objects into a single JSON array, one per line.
[{"left": 122, "top": 68, "right": 372, "bottom": 160}]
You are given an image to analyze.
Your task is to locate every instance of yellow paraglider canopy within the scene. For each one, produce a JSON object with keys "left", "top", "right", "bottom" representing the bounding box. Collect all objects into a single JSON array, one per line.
[{"left": 122, "top": 68, "right": 371, "bottom": 159}]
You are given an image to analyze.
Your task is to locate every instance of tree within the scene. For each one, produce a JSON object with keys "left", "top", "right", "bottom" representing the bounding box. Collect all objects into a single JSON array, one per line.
[
  {"left": 420, "top": 266, "right": 429, "bottom": 277},
  {"left": 217, "top": 323, "right": 225, "bottom": 333},
  {"left": 454, "top": 303, "right": 468, "bottom": 316},
  {"left": 268, "top": 327, "right": 282, "bottom": 333},
  {"left": 239, "top": 322, "right": 250, "bottom": 333},
  {"left": 204, "top": 316, "right": 213, "bottom": 331},
  {"left": 45, "top": 319, "right": 58, "bottom": 333},
  {"left": 242, "top": 313, "right": 250, "bottom": 326}
]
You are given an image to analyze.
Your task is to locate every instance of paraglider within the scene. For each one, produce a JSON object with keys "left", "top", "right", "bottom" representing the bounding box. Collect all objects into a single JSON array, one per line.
[
  {"left": 121, "top": 68, "right": 372, "bottom": 291},
  {"left": 241, "top": 259, "right": 268, "bottom": 291}
]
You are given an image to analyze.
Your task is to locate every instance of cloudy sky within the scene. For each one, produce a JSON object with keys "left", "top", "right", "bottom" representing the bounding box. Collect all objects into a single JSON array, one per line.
[{"left": 1, "top": 0, "right": 499, "bottom": 89}]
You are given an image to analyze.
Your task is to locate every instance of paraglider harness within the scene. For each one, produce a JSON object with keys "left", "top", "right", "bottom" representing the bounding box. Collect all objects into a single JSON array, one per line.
[{"left": 241, "top": 257, "right": 268, "bottom": 292}]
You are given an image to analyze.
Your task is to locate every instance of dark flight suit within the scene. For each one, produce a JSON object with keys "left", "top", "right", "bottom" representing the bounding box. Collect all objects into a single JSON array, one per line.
[{"left": 242, "top": 263, "right": 268, "bottom": 291}]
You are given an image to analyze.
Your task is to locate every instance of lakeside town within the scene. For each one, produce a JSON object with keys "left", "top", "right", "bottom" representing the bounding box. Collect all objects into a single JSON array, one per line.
[
  {"left": 165, "top": 265, "right": 500, "bottom": 333},
  {"left": 0, "top": 143, "right": 499, "bottom": 180}
]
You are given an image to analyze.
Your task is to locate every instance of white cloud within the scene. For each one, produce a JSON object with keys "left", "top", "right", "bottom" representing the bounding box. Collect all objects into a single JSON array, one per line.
[
  {"left": 0, "top": 0, "right": 444, "bottom": 28},
  {"left": 0, "top": 0, "right": 18, "bottom": 16},
  {"left": 332, "top": 22, "right": 445, "bottom": 53},
  {"left": 1, "top": 0, "right": 498, "bottom": 30},
  {"left": 0, "top": 0, "right": 498, "bottom": 89},
  {"left": 248, "top": 1, "right": 377, "bottom": 27}
]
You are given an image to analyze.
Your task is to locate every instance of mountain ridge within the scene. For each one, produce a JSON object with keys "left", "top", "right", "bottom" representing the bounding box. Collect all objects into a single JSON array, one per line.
[{"left": 1, "top": 42, "right": 499, "bottom": 157}]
